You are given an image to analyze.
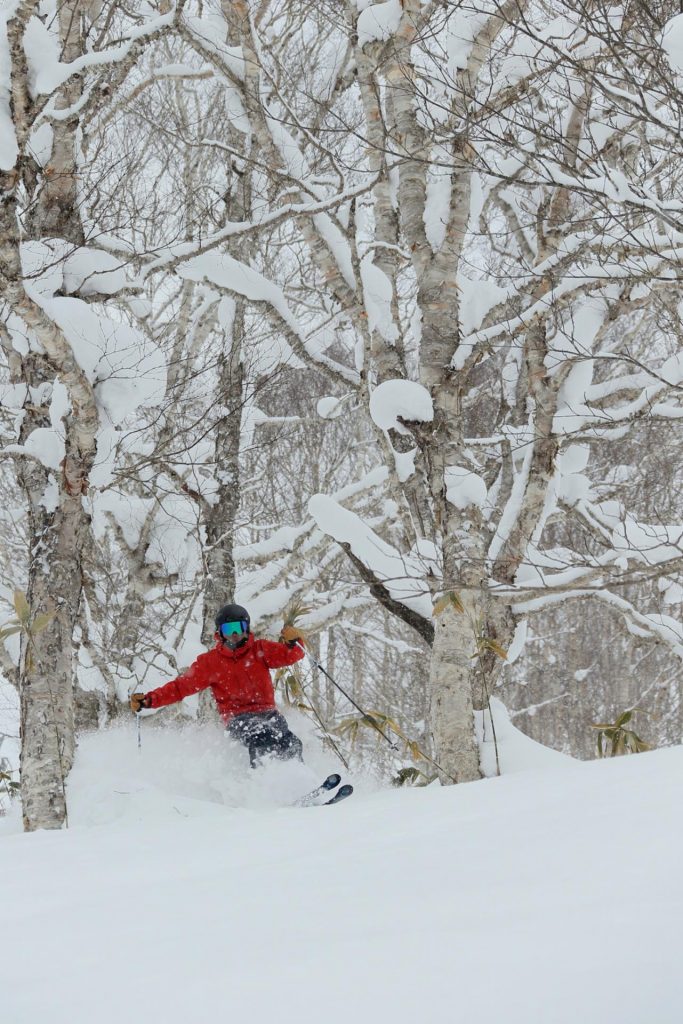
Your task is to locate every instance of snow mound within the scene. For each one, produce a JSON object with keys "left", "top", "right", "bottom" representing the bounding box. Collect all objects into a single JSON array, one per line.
[
  {"left": 2, "top": 730, "right": 682, "bottom": 1024},
  {"left": 477, "top": 698, "right": 574, "bottom": 775}
]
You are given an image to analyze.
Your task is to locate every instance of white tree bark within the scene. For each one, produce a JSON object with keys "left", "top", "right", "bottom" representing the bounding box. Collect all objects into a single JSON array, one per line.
[
  {"left": 2, "top": 3, "right": 96, "bottom": 828},
  {"left": 428, "top": 600, "right": 480, "bottom": 783}
]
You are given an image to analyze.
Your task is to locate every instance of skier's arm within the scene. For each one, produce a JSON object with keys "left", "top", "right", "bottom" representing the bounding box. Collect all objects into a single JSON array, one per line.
[
  {"left": 144, "top": 653, "right": 213, "bottom": 710},
  {"left": 258, "top": 637, "right": 306, "bottom": 670}
]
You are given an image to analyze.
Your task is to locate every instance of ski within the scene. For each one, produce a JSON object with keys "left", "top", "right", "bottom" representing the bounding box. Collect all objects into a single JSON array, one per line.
[
  {"left": 324, "top": 783, "right": 353, "bottom": 806},
  {"left": 294, "top": 773, "right": 342, "bottom": 807}
]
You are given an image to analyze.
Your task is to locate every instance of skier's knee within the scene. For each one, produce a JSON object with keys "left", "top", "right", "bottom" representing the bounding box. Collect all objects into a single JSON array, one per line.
[{"left": 281, "top": 732, "right": 303, "bottom": 761}]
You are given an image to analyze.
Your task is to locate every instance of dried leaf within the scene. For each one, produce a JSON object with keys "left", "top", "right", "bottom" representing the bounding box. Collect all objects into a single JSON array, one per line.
[
  {"left": 282, "top": 599, "right": 312, "bottom": 628},
  {"left": 591, "top": 709, "right": 651, "bottom": 759},
  {"left": 13, "top": 590, "right": 30, "bottom": 626},
  {"left": 407, "top": 740, "right": 424, "bottom": 763},
  {"left": 31, "top": 611, "right": 55, "bottom": 634},
  {"left": 0, "top": 624, "right": 23, "bottom": 642},
  {"left": 484, "top": 638, "right": 508, "bottom": 661},
  {"left": 432, "top": 592, "right": 464, "bottom": 617},
  {"left": 334, "top": 717, "right": 361, "bottom": 741},
  {"left": 358, "top": 711, "right": 404, "bottom": 742}
]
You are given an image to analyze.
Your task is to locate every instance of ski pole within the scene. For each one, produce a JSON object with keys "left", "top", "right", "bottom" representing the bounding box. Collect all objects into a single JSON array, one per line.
[
  {"left": 129, "top": 684, "right": 143, "bottom": 752},
  {"left": 296, "top": 642, "right": 399, "bottom": 751}
]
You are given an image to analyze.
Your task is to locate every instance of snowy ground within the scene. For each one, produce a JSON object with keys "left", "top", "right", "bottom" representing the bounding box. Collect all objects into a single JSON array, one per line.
[{"left": 1, "top": 717, "right": 682, "bottom": 1023}]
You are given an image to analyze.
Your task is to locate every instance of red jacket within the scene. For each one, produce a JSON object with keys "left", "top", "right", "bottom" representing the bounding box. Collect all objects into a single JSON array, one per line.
[{"left": 146, "top": 634, "right": 304, "bottom": 723}]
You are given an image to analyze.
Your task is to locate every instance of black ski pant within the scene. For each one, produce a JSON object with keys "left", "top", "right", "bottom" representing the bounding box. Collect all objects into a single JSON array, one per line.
[{"left": 225, "top": 710, "right": 303, "bottom": 768}]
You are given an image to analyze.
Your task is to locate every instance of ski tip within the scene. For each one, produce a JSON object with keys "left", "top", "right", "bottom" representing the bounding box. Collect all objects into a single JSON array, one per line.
[
  {"left": 325, "top": 784, "right": 353, "bottom": 805},
  {"left": 293, "top": 774, "right": 343, "bottom": 807}
]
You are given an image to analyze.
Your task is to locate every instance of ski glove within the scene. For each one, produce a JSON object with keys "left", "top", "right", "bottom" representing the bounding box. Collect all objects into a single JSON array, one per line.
[
  {"left": 280, "top": 625, "right": 306, "bottom": 648},
  {"left": 130, "top": 692, "right": 151, "bottom": 713}
]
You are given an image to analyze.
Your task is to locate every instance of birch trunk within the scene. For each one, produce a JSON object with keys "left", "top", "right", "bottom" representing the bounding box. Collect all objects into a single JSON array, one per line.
[
  {"left": 428, "top": 600, "right": 481, "bottom": 783},
  {"left": 389, "top": 3, "right": 523, "bottom": 783},
  {"left": 391, "top": 60, "right": 484, "bottom": 781},
  {"left": 201, "top": 298, "right": 243, "bottom": 646},
  {"left": 2, "top": 3, "right": 98, "bottom": 830},
  {"left": 194, "top": 5, "right": 254, "bottom": 716},
  {"left": 18, "top": 474, "right": 92, "bottom": 830},
  {"left": 24, "top": 0, "right": 84, "bottom": 244}
]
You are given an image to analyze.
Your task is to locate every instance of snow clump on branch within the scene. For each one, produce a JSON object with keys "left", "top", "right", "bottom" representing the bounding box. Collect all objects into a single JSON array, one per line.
[
  {"left": 317, "top": 396, "right": 346, "bottom": 420},
  {"left": 444, "top": 466, "right": 487, "bottom": 510},
  {"left": 356, "top": 1, "right": 403, "bottom": 47},
  {"left": 369, "top": 379, "right": 434, "bottom": 435}
]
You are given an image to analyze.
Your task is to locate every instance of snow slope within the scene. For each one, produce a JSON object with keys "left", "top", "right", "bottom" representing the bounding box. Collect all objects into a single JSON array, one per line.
[{"left": 1, "top": 729, "right": 682, "bottom": 1023}]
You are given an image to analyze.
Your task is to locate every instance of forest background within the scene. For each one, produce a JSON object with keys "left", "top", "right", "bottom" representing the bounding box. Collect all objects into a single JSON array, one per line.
[{"left": 1, "top": 0, "right": 683, "bottom": 830}]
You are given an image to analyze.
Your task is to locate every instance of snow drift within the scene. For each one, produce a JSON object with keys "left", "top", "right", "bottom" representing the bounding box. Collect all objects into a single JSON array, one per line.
[{"left": 1, "top": 722, "right": 681, "bottom": 1024}]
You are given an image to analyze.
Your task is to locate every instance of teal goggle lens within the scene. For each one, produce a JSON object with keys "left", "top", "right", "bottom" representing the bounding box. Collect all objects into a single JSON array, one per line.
[{"left": 220, "top": 620, "right": 248, "bottom": 637}]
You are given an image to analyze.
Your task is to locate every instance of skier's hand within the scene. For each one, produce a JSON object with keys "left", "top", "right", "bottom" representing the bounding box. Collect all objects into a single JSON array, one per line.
[
  {"left": 130, "top": 692, "right": 151, "bottom": 713},
  {"left": 280, "top": 625, "right": 306, "bottom": 648}
]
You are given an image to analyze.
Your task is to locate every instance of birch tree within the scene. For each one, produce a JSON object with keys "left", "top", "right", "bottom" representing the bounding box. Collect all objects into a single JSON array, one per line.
[
  {"left": 0, "top": 2, "right": 177, "bottom": 828},
  {"left": 174, "top": 0, "right": 683, "bottom": 782}
]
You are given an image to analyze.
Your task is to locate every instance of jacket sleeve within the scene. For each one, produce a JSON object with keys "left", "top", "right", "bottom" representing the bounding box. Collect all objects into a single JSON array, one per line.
[
  {"left": 146, "top": 652, "right": 213, "bottom": 710},
  {"left": 257, "top": 638, "right": 305, "bottom": 670}
]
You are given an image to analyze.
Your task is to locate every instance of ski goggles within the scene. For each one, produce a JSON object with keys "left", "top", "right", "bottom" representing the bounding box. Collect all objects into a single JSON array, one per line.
[{"left": 220, "top": 620, "right": 249, "bottom": 637}]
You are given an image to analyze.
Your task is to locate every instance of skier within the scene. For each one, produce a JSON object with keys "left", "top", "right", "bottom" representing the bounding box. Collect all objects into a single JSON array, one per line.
[{"left": 130, "top": 603, "right": 307, "bottom": 768}]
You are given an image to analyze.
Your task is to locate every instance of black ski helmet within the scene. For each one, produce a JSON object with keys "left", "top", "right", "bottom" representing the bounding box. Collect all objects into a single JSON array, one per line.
[{"left": 215, "top": 603, "right": 250, "bottom": 631}]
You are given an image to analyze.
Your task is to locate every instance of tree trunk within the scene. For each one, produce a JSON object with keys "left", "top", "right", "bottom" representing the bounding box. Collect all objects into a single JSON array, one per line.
[
  {"left": 24, "top": 0, "right": 84, "bottom": 245},
  {"left": 428, "top": 597, "right": 481, "bottom": 784},
  {"left": 201, "top": 297, "right": 244, "bottom": 647},
  {"left": 199, "top": 9, "right": 254, "bottom": 696},
  {"left": 2, "top": 3, "right": 97, "bottom": 830},
  {"left": 18, "top": 487, "right": 91, "bottom": 830}
]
